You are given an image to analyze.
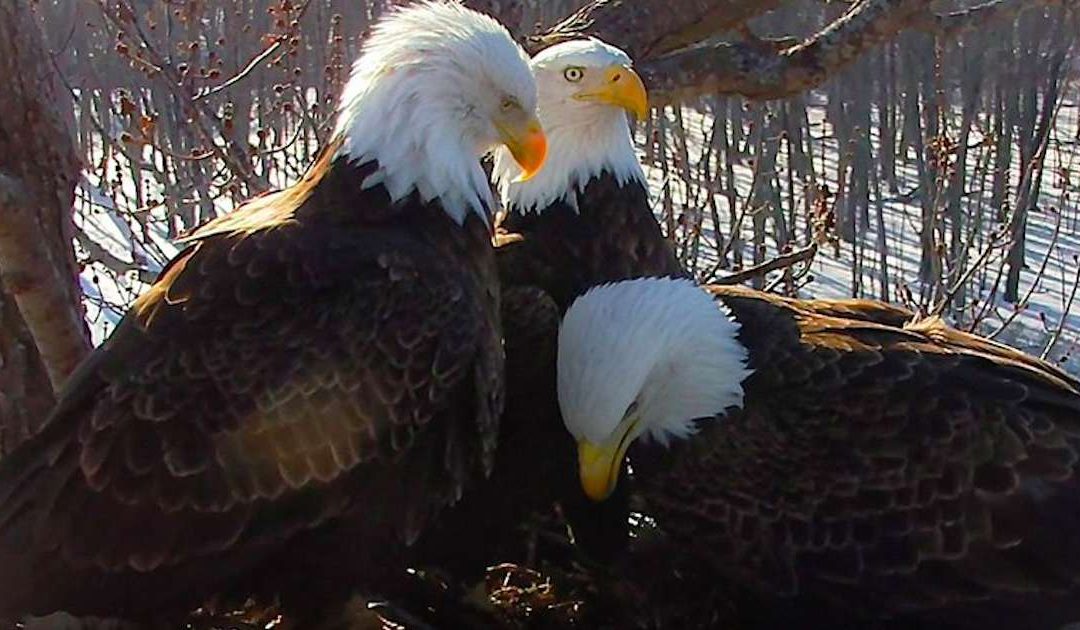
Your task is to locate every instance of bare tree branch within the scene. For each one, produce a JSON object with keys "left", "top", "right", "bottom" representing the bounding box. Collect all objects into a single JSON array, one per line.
[
  {"left": 0, "top": 1, "right": 90, "bottom": 394},
  {"left": 532, "top": 0, "right": 1067, "bottom": 104},
  {"left": 640, "top": 0, "right": 936, "bottom": 103},
  {"left": 1042, "top": 257, "right": 1080, "bottom": 360},
  {"left": 914, "top": 0, "right": 1075, "bottom": 38},
  {"left": 527, "top": 0, "right": 786, "bottom": 60},
  {"left": 193, "top": 0, "right": 317, "bottom": 101}
]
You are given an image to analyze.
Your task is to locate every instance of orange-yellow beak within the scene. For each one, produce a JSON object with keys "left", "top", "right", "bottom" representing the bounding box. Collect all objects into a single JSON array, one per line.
[
  {"left": 497, "top": 114, "right": 548, "bottom": 182},
  {"left": 573, "top": 64, "right": 649, "bottom": 120},
  {"left": 577, "top": 413, "right": 641, "bottom": 502}
]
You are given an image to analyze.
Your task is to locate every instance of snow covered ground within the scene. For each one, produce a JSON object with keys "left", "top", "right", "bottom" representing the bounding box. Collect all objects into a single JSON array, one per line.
[{"left": 74, "top": 95, "right": 1080, "bottom": 374}]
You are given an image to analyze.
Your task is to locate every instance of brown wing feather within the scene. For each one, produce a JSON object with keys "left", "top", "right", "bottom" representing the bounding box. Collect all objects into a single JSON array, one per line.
[
  {"left": 636, "top": 288, "right": 1080, "bottom": 624},
  {"left": 0, "top": 160, "right": 501, "bottom": 619},
  {"left": 414, "top": 176, "right": 682, "bottom": 574},
  {"left": 709, "top": 283, "right": 917, "bottom": 328}
]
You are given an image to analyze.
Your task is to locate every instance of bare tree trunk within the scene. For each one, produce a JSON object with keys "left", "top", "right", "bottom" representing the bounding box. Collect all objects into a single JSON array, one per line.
[
  {"left": 0, "top": 0, "right": 90, "bottom": 452},
  {"left": 1006, "top": 19, "right": 1071, "bottom": 302},
  {"left": 942, "top": 45, "right": 984, "bottom": 314},
  {"left": 718, "top": 100, "right": 742, "bottom": 269}
]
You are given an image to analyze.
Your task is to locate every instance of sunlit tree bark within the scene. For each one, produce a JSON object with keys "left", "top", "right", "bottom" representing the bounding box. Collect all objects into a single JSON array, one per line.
[{"left": 0, "top": 0, "right": 89, "bottom": 452}]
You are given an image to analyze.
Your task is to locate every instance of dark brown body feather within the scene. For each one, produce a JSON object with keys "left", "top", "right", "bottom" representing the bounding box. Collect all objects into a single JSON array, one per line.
[
  {"left": 495, "top": 173, "right": 684, "bottom": 307},
  {"left": 632, "top": 286, "right": 1080, "bottom": 628},
  {"left": 0, "top": 154, "right": 502, "bottom": 621},
  {"left": 415, "top": 172, "right": 684, "bottom": 572}
]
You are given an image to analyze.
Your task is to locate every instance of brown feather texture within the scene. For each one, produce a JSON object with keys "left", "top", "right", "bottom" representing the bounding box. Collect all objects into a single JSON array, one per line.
[
  {"left": 414, "top": 169, "right": 687, "bottom": 577},
  {"left": 0, "top": 143, "right": 502, "bottom": 625},
  {"left": 0, "top": 0, "right": 554, "bottom": 619},
  {"left": 409, "top": 38, "right": 691, "bottom": 578},
  {"left": 625, "top": 285, "right": 1080, "bottom": 628},
  {"left": 497, "top": 171, "right": 685, "bottom": 308}
]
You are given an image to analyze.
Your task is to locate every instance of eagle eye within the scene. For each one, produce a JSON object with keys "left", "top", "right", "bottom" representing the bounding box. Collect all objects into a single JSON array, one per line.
[{"left": 563, "top": 66, "right": 584, "bottom": 83}]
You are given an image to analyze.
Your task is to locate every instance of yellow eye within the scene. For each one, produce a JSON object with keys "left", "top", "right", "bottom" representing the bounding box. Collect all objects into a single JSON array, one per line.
[
  {"left": 501, "top": 97, "right": 517, "bottom": 111},
  {"left": 563, "top": 67, "right": 584, "bottom": 83}
]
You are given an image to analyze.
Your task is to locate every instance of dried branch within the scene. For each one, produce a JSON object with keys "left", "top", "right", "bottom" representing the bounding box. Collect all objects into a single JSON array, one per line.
[
  {"left": 193, "top": 0, "right": 317, "bottom": 101},
  {"left": 930, "top": 226, "right": 1010, "bottom": 317},
  {"left": 713, "top": 243, "right": 819, "bottom": 286}
]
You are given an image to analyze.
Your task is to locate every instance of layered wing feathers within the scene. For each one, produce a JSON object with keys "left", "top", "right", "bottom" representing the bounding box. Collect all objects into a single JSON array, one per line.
[
  {"left": 640, "top": 288, "right": 1080, "bottom": 617},
  {"left": 0, "top": 214, "right": 492, "bottom": 580}
]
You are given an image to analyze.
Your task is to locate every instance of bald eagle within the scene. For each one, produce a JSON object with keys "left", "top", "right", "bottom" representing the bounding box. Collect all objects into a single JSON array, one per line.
[
  {"left": 492, "top": 38, "right": 680, "bottom": 306},
  {"left": 0, "top": 2, "right": 546, "bottom": 623},
  {"left": 559, "top": 277, "right": 1080, "bottom": 628},
  {"left": 408, "top": 39, "right": 686, "bottom": 574}
]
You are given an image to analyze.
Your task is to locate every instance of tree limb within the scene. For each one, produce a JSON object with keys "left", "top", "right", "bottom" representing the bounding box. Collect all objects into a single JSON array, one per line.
[
  {"left": 0, "top": 174, "right": 88, "bottom": 392},
  {"left": 527, "top": 0, "right": 786, "bottom": 60},
  {"left": 531, "top": 0, "right": 1068, "bottom": 104},
  {"left": 639, "top": 0, "right": 936, "bottom": 103},
  {"left": 913, "top": 0, "right": 1076, "bottom": 38},
  {"left": 0, "top": 1, "right": 90, "bottom": 394},
  {"left": 469, "top": 0, "right": 1080, "bottom": 106}
]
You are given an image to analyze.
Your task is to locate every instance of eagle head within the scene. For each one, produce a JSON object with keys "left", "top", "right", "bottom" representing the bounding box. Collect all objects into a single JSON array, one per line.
[
  {"left": 556, "top": 278, "right": 751, "bottom": 501},
  {"left": 334, "top": 1, "right": 547, "bottom": 224},
  {"left": 494, "top": 37, "right": 648, "bottom": 213}
]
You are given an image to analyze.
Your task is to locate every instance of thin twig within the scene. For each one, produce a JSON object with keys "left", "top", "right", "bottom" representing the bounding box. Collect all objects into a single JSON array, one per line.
[
  {"left": 713, "top": 243, "right": 819, "bottom": 286},
  {"left": 1042, "top": 257, "right": 1080, "bottom": 360}
]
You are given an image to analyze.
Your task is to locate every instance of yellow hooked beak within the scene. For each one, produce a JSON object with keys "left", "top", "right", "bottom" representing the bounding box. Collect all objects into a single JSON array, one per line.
[
  {"left": 578, "top": 413, "right": 640, "bottom": 502},
  {"left": 573, "top": 64, "right": 649, "bottom": 120},
  {"left": 496, "top": 113, "right": 548, "bottom": 182}
]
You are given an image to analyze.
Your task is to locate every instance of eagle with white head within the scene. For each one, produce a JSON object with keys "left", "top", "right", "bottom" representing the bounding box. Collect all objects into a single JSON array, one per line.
[
  {"left": 0, "top": 3, "right": 545, "bottom": 625},
  {"left": 421, "top": 38, "right": 685, "bottom": 570},
  {"left": 558, "top": 275, "right": 1080, "bottom": 627},
  {"left": 493, "top": 37, "right": 646, "bottom": 213}
]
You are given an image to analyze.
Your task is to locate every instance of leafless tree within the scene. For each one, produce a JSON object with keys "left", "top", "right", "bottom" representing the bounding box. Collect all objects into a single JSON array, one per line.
[
  {"left": 5, "top": 0, "right": 1078, "bottom": 451},
  {"left": 0, "top": 0, "right": 89, "bottom": 454}
]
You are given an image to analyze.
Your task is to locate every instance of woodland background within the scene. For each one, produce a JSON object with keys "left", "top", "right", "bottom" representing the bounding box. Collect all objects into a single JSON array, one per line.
[{"left": 0, "top": 0, "right": 1079, "bottom": 626}]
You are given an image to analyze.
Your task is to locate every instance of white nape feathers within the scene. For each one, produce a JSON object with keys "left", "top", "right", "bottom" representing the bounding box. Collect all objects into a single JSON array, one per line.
[
  {"left": 494, "top": 37, "right": 645, "bottom": 213},
  {"left": 333, "top": 1, "right": 538, "bottom": 225},
  {"left": 558, "top": 277, "right": 751, "bottom": 447}
]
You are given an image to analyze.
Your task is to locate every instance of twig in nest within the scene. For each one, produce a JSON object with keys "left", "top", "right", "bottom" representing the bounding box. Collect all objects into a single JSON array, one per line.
[{"left": 485, "top": 563, "right": 583, "bottom": 625}]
